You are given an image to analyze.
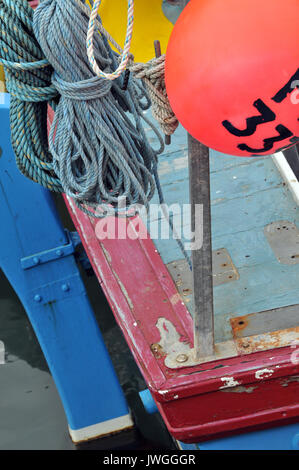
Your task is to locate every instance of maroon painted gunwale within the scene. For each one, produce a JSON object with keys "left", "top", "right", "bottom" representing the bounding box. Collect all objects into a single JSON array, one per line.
[{"left": 63, "top": 195, "right": 299, "bottom": 441}]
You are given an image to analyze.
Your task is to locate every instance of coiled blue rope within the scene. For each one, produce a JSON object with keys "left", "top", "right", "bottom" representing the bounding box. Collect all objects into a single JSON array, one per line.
[{"left": 0, "top": 0, "right": 61, "bottom": 191}]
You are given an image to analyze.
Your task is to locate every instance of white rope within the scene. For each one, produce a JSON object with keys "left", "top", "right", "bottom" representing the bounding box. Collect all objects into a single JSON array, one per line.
[{"left": 86, "top": 0, "right": 134, "bottom": 80}]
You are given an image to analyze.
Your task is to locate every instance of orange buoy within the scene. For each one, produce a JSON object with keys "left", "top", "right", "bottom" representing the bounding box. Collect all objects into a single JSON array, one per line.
[{"left": 165, "top": 0, "right": 299, "bottom": 156}]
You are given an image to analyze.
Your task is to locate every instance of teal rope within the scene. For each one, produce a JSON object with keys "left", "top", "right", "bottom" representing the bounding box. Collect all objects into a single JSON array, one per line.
[
  {"left": 0, "top": 0, "right": 192, "bottom": 266},
  {"left": 33, "top": 0, "right": 165, "bottom": 217},
  {"left": 0, "top": 0, "right": 61, "bottom": 191}
]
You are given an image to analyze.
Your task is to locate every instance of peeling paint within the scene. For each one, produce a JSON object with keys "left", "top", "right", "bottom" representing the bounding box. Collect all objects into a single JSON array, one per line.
[
  {"left": 100, "top": 244, "right": 112, "bottom": 264},
  {"left": 221, "top": 385, "right": 258, "bottom": 394},
  {"left": 219, "top": 376, "right": 240, "bottom": 389},
  {"left": 280, "top": 375, "right": 299, "bottom": 387},
  {"left": 156, "top": 318, "right": 191, "bottom": 357},
  {"left": 158, "top": 390, "right": 169, "bottom": 395},
  {"left": 255, "top": 368, "right": 274, "bottom": 380},
  {"left": 170, "top": 293, "right": 182, "bottom": 305},
  {"left": 111, "top": 268, "right": 134, "bottom": 310}
]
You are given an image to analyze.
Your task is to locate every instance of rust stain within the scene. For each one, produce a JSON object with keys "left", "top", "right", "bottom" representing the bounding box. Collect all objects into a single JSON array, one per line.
[
  {"left": 235, "top": 326, "right": 299, "bottom": 354},
  {"left": 150, "top": 343, "right": 165, "bottom": 359},
  {"left": 230, "top": 315, "right": 249, "bottom": 337}
]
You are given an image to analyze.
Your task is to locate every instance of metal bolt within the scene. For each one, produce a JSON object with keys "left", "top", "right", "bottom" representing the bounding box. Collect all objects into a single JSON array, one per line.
[
  {"left": 242, "top": 341, "right": 250, "bottom": 349},
  {"left": 61, "top": 283, "right": 70, "bottom": 292},
  {"left": 33, "top": 257, "right": 40, "bottom": 265},
  {"left": 34, "top": 294, "right": 42, "bottom": 303},
  {"left": 56, "top": 249, "right": 63, "bottom": 257},
  {"left": 176, "top": 353, "right": 188, "bottom": 363}
]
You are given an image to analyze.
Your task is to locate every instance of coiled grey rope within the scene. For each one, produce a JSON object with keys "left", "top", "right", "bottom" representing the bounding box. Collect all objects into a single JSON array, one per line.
[
  {"left": 33, "top": 0, "right": 191, "bottom": 266},
  {"left": 33, "top": 0, "right": 165, "bottom": 217}
]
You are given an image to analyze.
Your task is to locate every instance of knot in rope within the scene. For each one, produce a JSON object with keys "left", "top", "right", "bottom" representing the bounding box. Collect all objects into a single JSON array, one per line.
[
  {"left": 0, "top": 0, "right": 61, "bottom": 191},
  {"left": 130, "top": 55, "right": 179, "bottom": 137}
]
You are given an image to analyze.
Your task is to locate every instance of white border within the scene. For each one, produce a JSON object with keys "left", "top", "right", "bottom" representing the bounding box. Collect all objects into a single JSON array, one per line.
[
  {"left": 68, "top": 413, "right": 134, "bottom": 443},
  {"left": 272, "top": 151, "right": 299, "bottom": 206}
]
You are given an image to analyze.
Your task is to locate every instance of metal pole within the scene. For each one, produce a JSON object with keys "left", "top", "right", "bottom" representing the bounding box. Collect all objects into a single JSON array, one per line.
[{"left": 188, "top": 135, "right": 215, "bottom": 359}]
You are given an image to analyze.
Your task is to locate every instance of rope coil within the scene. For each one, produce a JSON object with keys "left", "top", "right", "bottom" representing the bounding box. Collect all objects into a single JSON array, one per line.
[
  {"left": 33, "top": 0, "right": 164, "bottom": 217},
  {"left": 85, "top": 0, "right": 179, "bottom": 139},
  {"left": 0, "top": 0, "right": 61, "bottom": 191}
]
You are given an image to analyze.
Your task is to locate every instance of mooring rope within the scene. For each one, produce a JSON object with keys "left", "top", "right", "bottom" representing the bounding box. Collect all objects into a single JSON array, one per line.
[
  {"left": 86, "top": 0, "right": 179, "bottom": 139},
  {"left": 33, "top": 0, "right": 166, "bottom": 217},
  {"left": 0, "top": 0, "right": 191, "bottom": 266},
  {"left": 0, "top": 0, "right": 61, "bottom": 191}
]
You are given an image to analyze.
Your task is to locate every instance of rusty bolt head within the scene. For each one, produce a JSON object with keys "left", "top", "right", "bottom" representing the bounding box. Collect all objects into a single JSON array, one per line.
[
  {"left": 151, "top": 343, "right": 162, "bottom": 354},
  {"left": 242, "top": 341, "right": 250, "bottom": 349},
  {"left": 176, "top": 353, "right": 188, "bottom": 363}
]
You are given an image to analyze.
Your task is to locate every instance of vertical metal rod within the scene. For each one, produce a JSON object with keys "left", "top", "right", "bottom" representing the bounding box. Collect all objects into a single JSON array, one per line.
[
  {"left": 154, "top": 40, "right": 171, "bottom": 146},
  {"left": 188, "top": 135, "right": 215, "bottom": 359}
]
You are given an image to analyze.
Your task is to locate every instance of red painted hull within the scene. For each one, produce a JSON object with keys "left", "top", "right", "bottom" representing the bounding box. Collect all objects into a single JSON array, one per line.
[{"left": 64, "top": 195, "right": 299, "bottom": 442}]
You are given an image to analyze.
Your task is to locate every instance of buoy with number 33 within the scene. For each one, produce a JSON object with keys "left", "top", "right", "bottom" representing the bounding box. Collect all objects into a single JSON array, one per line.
[{"left": 165, "top": 0, "right": 299, "bottom": 156}]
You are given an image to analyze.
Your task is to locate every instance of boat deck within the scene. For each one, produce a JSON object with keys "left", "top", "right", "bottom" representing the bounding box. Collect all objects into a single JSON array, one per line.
[{"left": 144, "top": 121, "right": 299, "bottom": 344}]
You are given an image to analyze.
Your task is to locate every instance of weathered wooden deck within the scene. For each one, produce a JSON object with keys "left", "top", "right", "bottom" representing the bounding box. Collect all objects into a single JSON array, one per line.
[{"left": 144, "top": 120, "right": 299, "bottom": 344}]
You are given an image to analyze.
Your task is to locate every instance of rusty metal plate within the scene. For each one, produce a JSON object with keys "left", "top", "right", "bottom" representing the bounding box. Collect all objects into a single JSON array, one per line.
[
  {"left": 162, "top": 304, "right": 299, "bottom": 369},
  {"left": 264, "top": 221, "right": 299, "bottom": 264},
  {"left": 163, "top": 326, "right": 299, "bottom": 369},
  {"left": 235, "top": 327, "right": 299, "bottom": 355},
  {"left": 231, "top": 304, "right": 299, "bottom": 338},
  {"left": 167, "top": 248, "right": 239, "bottom": 307}
]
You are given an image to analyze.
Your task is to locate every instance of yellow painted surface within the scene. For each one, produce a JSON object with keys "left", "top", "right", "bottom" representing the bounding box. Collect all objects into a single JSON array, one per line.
[
  {"left": 96, "top": 0, "right": 173, "bottom": 62},
  {"left": 0, "top": 67, "right": 5, "bottom": 91},
  {"left": 0, "top": 1, "right": 172, "bottom": 89}
]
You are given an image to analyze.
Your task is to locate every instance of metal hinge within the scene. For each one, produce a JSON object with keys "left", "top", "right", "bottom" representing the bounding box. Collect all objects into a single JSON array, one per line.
[{"left": 20, "top": 230, "right": 82, "bottom": 270}]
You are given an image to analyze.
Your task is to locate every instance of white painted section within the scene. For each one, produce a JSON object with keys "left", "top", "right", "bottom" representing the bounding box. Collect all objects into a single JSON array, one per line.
[
  {"left": 0, "top": 341, "right": 5, "bottom": 365},
  {"left": 69, "top": 413, "right": 134, "bottom": 443},
  {"left": 219, "top": 376, "right": 240, "bottom": 389},
  {"left": 255, "top": 368, "right": 274, "bottom": 380},
  {"left": 272, "top": 151, "right": 299, "bottom": 205}
]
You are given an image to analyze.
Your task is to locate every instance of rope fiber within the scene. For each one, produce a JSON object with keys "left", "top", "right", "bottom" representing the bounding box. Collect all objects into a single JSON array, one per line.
[
  {"left": 33, "top": 0, "right": 165, "bottom": 217},
  {"left": 0, "top": 0, "right": 61, "bottom": 191}
]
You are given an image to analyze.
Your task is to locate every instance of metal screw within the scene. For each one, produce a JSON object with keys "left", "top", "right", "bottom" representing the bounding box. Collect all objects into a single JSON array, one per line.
[
  {"left": 34, "top": 294, "right": 42, "bottom": 303},
  {"left": 33, "top": 257, "right": 40, "bottom": 265},
  {"left": 242, "top": 341, "right": 250, "bottom": 349},
  {"left": 176, "top": 353, "right": 188, "bottom": 363},
  {"left": 56, "top": 249, "right": 63, "bottom": 257},
  {"left": 61, "top": 283, "right": 70, "bottom": 292}
]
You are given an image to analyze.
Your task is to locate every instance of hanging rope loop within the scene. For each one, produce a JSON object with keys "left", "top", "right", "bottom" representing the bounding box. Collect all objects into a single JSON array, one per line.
[
  {"left": 86, "top": 0, "right": 134, "bottom": 81},
  {"left": 85, "top": 0, "right": 178, "bottom": 138}
]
